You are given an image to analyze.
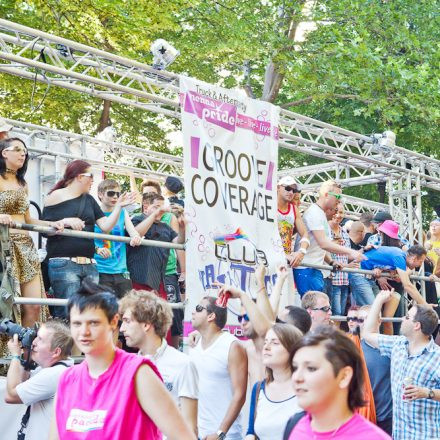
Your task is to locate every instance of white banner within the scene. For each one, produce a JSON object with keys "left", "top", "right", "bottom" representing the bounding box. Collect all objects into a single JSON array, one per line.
[{"left": 180, "top": 76, "right": 292, "bottom": 335}]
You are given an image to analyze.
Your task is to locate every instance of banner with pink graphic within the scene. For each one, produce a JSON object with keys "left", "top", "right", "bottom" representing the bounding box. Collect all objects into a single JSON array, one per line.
[{"left": 181, "top": 76, "right": 291, "bottom": 333}]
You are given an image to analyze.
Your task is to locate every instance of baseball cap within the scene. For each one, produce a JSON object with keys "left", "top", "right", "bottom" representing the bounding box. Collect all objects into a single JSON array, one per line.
[
  {"left": 372, "top": 211, "right": 393, "bottom": 223},
  {"left": 165, "top": 176, "right": 184, "bottom": 194},
  {"left": 278, "top": 176, "right": 299, "bottom": 188},
  {"left": 0, "top": 117, "right": 13, "bottom": 133}
]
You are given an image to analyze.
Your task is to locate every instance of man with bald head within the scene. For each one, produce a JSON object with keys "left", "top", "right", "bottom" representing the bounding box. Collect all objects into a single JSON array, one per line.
[{"left": 347, "top": 220, "right": 378, "bottom": 306}]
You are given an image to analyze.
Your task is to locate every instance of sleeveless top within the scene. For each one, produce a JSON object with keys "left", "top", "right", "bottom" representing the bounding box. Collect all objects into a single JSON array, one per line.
[
  {"left": 277, "top": 203, "right": 296, "bottom": 254},
  {"left": 190, "top": 332, "right": 243, "bottom": 440},
  {"left": 0, "top": 187, "right": 29, "bottom": 215},
  {"left": 56, "top": 348, "right": 162, "bottom": 439}
]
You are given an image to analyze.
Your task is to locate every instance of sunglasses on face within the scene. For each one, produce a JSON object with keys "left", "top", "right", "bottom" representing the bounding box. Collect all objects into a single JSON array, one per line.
[
  {"left": 80, "top": 172, "right": 94, "bottom": 178},
  {"left": 312, "top": 306, "right": 331, "bottom": 313},
  {"left": 4, "top": 145, "right": 27, "bottom": 154},
  {"left": 347, "top": 317, "right": 364, "bottom": 323},
  {"left": 237, "top": 313, "right": 250, "bottom": 323},
  {"left": 328, "top": 191, "right": 342, "bottom": 200},
  {"left": 284, "top": 186, "right": 300, "bottom": 193},
  {"left": 106, "top": 190, "right": 120, "bottom": 198},
  {"left": 195, "top": 304, "right": 207, "bottom": 313}
]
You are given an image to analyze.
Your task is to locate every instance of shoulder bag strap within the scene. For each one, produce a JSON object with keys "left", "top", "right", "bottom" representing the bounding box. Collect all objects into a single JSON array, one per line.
[{"left": 282, "top": 411, "right": 307, "bottom": 440}]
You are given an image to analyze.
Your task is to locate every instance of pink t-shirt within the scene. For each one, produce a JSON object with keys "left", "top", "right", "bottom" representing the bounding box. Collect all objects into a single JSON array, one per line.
[
  {"left": 289, "top": 413, "right": 391, "bottom": 440},
  {"left": 56, "top": 348, "right": 162, "bottom": 439}
]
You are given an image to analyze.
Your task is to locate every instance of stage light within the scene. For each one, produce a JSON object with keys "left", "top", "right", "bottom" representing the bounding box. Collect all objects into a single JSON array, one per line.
[{"left": 150, "top": 39, "right": 180, "bottom": 70}]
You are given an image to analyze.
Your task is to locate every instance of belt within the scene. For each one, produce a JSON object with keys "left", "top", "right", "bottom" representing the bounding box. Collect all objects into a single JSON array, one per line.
[{"left": 50, "top": 257, "right": 96, "bottom": 265}]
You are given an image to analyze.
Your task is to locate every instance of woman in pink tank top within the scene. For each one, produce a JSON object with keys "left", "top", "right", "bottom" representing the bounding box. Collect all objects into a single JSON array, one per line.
[
  {"left": 285, "top": 326, "right": 390, "bottom": 440},
  {"left": 49, "top": 278, "right": 196, "bottom": 440}
]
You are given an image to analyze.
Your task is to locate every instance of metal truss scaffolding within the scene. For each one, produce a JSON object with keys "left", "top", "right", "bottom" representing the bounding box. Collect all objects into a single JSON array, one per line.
[{"left": 1, "top": 18, "right": 439, "bottom": 242}]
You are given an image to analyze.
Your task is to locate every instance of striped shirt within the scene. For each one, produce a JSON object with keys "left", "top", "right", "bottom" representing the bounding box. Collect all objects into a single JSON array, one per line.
[
  {"left": 378, "top": 335, "right": 440, "bottom": 440},
  {"left": 330, "top": 226, "right": 350, "bottom": 286},
  {"left": 126, "top": 215, "right": 177, "bottom": 289}
]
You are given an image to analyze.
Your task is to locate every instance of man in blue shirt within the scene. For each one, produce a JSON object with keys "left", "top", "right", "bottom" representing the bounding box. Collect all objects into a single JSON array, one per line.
[
  {"left": 95, "top": 179, "right": 142, "bottom": 298},
  {"left": 363, "top": 290, "right": 440, "bottom": 440},
  {"left": 361, "top": 245, "right": 428, "bottom": 306}
]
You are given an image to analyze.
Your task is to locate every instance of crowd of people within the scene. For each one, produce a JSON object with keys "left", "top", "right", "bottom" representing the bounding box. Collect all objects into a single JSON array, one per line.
[{"left": 0, "top": 122, "right": 439, "bottom": 440}]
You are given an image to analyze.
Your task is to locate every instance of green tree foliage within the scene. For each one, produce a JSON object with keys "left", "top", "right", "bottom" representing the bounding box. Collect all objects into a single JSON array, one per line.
[{"left": 0, "top": 0, "right": 439, "bottom": 215}]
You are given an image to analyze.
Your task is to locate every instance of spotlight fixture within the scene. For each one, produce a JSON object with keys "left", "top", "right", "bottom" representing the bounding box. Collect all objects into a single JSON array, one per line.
[
  {"left": 359, "top": 130, "right": 396, "bottom": 154},
  {"left": 150, "top": 39, "right": 180, "bottom": 71}
]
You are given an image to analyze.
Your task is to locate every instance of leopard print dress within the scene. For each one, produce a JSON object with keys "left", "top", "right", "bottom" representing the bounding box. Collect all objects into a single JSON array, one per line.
[{"left": 0, "top": 187, "right": 49, "bottom": 360}]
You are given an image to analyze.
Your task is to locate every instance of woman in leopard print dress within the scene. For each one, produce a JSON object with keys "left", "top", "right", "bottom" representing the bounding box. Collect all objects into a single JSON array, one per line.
[{"left": 0, "top": 138, "right": 64, "bottom": 339}]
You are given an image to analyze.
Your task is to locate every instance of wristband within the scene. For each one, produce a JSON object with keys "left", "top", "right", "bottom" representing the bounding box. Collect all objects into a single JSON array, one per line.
[
  {"left": 11, "top": 355, "right": 21, "bottom": 361},
  {"left": 299, "top": 237, "right": 310, "bottom": 246},
  {"left": 299, "top": 248, "right": 307, "bottom": 255}
]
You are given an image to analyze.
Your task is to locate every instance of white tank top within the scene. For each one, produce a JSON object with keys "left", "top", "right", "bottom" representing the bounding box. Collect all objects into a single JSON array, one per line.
[
  {"left": 254, "top": 384, "right": 301, "bottom": 440},
  {"left": 190, "top": 332, "right": 242, "bottom": 440},
  {"left": 277, "top": 203, "right": 296, "bottom": 254}
]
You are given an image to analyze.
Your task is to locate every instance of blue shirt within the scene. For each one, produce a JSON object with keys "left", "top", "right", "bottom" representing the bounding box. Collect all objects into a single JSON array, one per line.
[
  {"left": 361, "top": 247, "right": 407, "bottom": 271},
  {"left": 361, "top": 339, "right": 393, "bottom": 422},
  {"left": 94, "top": 209, "right": 127, "bottom": 274},
  {"left": 378, "top": 335, "right": 440, "bottom": 440}
]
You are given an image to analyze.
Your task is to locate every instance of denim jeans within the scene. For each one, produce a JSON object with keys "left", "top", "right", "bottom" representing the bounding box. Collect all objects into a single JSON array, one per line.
[
  {"left": 349, "top": 273, "right": 378, "bottom": 306},
  {"left": 48, "top": 258, "right": 99, "bottom": 319},
  {"left": 331, "top": 285, "right": 349, "bottom": 316},
  {"left": 293, "top": 268, "right": 324, "bottom": 297}
]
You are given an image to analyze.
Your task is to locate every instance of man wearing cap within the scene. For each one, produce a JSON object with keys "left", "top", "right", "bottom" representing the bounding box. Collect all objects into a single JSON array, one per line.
[
  {"left": 367, "top": 211, "right": 410, "bottom": 250},
  {"left": 292, "top": 180, "right": 364, "bottom": 297},
  {"left": 0, "top": 117, "right": 13, "bottom": 140},
  {"left": 277, "top": 176, "right": 310, "bottom": 268},
  {"left": 164, "top": 176, "right": 184, "bottom": 208}
]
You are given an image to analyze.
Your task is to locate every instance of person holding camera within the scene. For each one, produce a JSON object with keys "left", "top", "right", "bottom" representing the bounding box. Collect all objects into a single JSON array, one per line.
[{"left": 5, "top": 320, "right": 73, "bottom": 440}]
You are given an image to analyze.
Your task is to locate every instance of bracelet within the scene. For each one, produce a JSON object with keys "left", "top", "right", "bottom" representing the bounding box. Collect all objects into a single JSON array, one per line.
[
  {"left": 299, "top": 248, "right": 307, "bottom": 255},
  {"left": 299, "top": 237, "right": 310, "bottom": 245}
]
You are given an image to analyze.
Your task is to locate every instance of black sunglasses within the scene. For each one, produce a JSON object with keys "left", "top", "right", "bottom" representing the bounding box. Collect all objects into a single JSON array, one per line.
[
  {"left": 347, "top": 317, "right": 364, "bottom": 323},
  {"left": 284, "top": 186, "right": 300, "bottom": 193},
  {"left": 312, "top": 306, "right": 331, "bottom": 313},
  {"left": 195, "top": 304, "right": 207, "bottom": 313},
  {"left": 237, "top": 313, "right": 250, "bottom": 323},
  {"left": 106, "top": 190, "right": 120, "bottom": 198}
]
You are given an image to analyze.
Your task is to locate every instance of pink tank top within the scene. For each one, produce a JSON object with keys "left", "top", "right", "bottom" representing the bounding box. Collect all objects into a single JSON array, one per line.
[{"left": 56, "top": 348, "right": 162, "bottom": 439}]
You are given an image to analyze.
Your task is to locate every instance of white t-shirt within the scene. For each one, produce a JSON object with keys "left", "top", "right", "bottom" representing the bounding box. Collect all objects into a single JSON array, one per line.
[
  {"left": 145, "top": 340, "right": 198, "bottom": 404},
  {"left": 294, "top": 203, "right": 330, "bottom": 269},
  {"left": 254, "top": 386, "right": 302, "bottom": 440},
  {"left": 15, "top": 359, "right": 73, "bottom": 440},
  {"left": 190, "top": 332, "right": 243, "bottom": 440}
]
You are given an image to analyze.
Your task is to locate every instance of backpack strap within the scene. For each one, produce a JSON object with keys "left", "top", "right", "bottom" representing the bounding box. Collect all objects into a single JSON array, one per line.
[{"left": 282, "top": 411, "right": 307, "bottom": 440}]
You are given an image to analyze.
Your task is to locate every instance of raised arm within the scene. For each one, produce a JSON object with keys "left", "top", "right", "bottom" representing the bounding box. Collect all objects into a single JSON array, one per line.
[
  {"left": 97, "top": 192, "right": 136, "bottom": 233},
  {"left": 313, "top": 229, "right": 364, "bottom": 261},
  {"left": 255, "top": 265, "right": 276, "bottom": 322},
  {"left": 269, "top": 265, "right": 289, "bottom": 317}
]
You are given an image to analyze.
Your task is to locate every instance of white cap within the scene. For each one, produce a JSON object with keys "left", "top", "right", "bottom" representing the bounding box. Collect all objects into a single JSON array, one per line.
[
  {"left": 0, "top": 117, "right": 13, "bottom": 133},
  {"left": 278, "top": 175, "right": 299, "bottom": 187}
]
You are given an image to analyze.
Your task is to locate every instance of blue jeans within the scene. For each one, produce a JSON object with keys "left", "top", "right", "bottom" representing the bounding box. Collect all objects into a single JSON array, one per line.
[
  {"left": 331, "top": 285, "right": 349, "bottom": 316},
  {"left": 293, "top": 268, "right": 324, "bottom": 297},
  {"left": 48, "top": 258, "right": 99, "bottom": 319},
  {"left": 349, "top": 273, "right": 378, "bottom": 306}
]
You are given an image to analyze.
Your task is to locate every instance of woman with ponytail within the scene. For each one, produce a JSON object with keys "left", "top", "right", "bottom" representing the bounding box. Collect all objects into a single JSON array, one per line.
[
  {"left": 0, "top": 138, "right": 64, "bottom": 342},
  {"left": 42, "top": 160, "right": 135, "bottom": 318}
]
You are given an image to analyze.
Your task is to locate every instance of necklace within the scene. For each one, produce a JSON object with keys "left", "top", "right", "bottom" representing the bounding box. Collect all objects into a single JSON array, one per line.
[{"left": 5, "top": 167, "right": 17, "bottom": 175}]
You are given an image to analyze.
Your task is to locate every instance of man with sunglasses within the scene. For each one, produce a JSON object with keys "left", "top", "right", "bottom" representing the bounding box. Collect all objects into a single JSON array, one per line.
[
  {"left": 94, "top": 179, "right": 142, "bottom": 298},
  {"left": 293, "top": 180, "right": 365, "bottom": 297},
  {"left": 277, "top": 176, "right": 310, "bottom": 269},
  {"left": 363, "top": 290, "right": 440, "bottom": 440},
  {"left": 301, "top": 290, "right": 332, "bottom": 331},
  {"left": 190, "top": 297, "right": 247, "bottom": 440}
]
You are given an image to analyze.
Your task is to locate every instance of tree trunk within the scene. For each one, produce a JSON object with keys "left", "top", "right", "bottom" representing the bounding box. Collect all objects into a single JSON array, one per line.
[{"left": 97, "top": 100, "right": 112, "bottom": 133}]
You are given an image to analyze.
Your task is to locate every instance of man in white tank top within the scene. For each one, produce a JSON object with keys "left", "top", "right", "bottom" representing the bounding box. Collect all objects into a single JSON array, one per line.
[{"left": 189, "top": 297, "right": 248, "bottom": 440}]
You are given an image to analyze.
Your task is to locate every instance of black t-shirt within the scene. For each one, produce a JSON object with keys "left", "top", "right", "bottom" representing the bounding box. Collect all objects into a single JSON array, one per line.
[
  {"left": 349, "top": 238, "right": 362, "bottom": 250},
  {"left": 42, "top": 194, "right": 105, "bottom": 258},
  {"left": 360, "top": 232, "right": 372, "bottom": 247},
  {"left": 127, "top": 215, "right": 177, "bottom": 289}
]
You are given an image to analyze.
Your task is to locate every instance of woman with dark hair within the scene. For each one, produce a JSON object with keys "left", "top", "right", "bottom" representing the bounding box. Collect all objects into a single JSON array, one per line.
[
  {"left": 0, "top": 138, "right": 64, "bottom": 329},
  {"left": 49, "top": 278, "right": 195, "bottom": 440},
  {"left": 42, "top": 159, "right": 135, "bottom": 318},
  {"left": 285, "top": 326, "right": 390, "bottom": 439},
  {"left": 246, "top": 324, "right": 303, "bottom": 440}
]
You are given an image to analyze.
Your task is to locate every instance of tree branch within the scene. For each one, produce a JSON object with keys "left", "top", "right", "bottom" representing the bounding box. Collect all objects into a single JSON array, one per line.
[{"left": 281, "top": 93, "right": 373, "bottom": 108}]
